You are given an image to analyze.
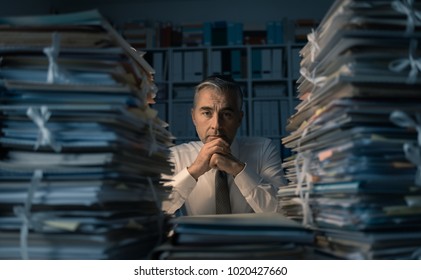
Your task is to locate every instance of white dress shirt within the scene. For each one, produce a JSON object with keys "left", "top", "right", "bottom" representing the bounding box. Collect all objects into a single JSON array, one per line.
[{"left": 161, "top": 137, "right": 287, "bottom": 215}]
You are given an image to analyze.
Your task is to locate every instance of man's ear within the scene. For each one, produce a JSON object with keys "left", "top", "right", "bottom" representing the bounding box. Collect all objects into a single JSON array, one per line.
[
  {"left": 238, "top": 111, "right": 244, "bottom": 127},
  {"left": 235, "top": 110, "right": 244, "bottom": 129}
]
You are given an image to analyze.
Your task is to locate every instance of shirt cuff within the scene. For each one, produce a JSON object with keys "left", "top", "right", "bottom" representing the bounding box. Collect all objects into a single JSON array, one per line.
[
  {"left": 233, "top": 163, "right": 260, "bottom": 197},
  {"left": 172, "top": 167, "right": 197, "bottom": 200}
]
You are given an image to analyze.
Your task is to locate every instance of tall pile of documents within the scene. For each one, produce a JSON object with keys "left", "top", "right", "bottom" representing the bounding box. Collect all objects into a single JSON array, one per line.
[
  {"left": 0, "top": 10, "right": 173, "bottom": 259},
  {"left": 151, "top": 213, "right": 314, "bottom": 259},
  {"left": 279, "top": 0, "right": 421, "bottom": 259}
]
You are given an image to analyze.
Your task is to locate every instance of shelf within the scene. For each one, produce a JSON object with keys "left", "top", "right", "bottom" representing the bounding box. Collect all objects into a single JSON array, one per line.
[{"left": 145, "top": 43, "right": 304, "bottom": 160}]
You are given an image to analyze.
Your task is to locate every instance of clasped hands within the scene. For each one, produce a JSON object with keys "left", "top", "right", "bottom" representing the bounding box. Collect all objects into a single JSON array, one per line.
[{"left": 187, "top": 137, "right": 245, "bottom": 181}]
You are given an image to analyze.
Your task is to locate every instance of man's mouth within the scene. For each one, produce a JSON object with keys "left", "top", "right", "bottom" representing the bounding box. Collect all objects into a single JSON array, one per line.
[{"left": 206, "top": 135, "right": 226, "bottom": 142}]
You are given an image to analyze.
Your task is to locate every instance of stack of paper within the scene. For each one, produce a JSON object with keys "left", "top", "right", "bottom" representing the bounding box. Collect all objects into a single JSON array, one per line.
[
  {"left": 151, "top": 213, "right": 314, "bottom": 259},
  {"left": 0, "top": 10, "right": 173, "bottom": 259},
  {"left": 279, "top": 0, "right": 421, "bottom": 259}
]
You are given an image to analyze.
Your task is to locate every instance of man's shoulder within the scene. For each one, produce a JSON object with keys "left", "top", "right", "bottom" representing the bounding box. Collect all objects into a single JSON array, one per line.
[{"left": 236, "top": 136, "right": 272, "bottom": 147}]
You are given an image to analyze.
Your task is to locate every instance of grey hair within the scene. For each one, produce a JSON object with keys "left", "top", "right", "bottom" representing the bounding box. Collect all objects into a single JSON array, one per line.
[{"left": 193, "top": 75, "right": 243, "bottom": 110}]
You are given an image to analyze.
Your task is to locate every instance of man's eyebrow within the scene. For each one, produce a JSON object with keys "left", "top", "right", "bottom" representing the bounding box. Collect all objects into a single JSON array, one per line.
[
  {"left": 199, "top": 106, "right": 213, "bottom": 111},
  {"left": 198, "top": 106, "right": 235, "bottom": 112},
  {"left": 220, "top": 106, "right": 235, "bottom": 112}
]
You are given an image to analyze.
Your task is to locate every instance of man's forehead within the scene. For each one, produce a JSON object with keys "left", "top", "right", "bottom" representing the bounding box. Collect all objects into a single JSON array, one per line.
[{"left": 197, "top": 89, "right": 236, "bottom": 104}]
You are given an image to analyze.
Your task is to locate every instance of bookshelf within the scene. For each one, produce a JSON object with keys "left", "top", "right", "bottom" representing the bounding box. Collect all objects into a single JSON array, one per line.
[{"left": 144, "top": 43, "right": 304, "bottom": 160}]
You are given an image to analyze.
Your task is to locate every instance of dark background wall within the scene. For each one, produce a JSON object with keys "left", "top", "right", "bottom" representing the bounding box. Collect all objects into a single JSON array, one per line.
[{"left": 0, "top": 0, "right": 335, "bottom": 27}]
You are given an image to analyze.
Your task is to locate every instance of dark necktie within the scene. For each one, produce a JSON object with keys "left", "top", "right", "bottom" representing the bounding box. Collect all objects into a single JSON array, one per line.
[{"left": 215, "top": 170, "right": 231, "bottom": 214}]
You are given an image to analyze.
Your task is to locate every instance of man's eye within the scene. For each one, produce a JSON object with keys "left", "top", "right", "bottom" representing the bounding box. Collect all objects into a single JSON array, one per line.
[
  {"left": 202, "top": 111, "right": 211, "bottom": 117},
  {"left": 223, "top": 112, "right": 233, "bottom": 118}
]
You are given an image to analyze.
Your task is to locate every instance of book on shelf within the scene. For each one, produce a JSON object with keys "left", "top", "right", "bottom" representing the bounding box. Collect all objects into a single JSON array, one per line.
[
  {"left": 266, "top": 20, "right": 285, "bottom": 44},
  {"left": 291, "top": 18, "right": 320, "bottom": 43},
  {"left": 181, "top": 22, "right": 203, "bottom": 47},
  {"left": 243, "top": 30, "right": 266, "bottom": 45}
]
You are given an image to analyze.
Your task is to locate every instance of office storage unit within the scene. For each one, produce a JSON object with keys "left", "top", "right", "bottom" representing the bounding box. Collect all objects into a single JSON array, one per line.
[{"left": 145, "top": 43, "right": 304, "bottom": 159}]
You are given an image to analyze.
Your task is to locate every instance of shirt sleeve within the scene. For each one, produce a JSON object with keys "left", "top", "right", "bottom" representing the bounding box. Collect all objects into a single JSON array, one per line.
[
  {"left": 161, "top": 167, "right": 197, "bottom": 215},
  {"left": 234, "top": 139, "right": 286, "bottom": 213}
]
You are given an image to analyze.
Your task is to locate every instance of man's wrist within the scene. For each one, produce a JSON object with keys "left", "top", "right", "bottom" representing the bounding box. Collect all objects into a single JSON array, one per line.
[
  {"left": 187, "top": 166, "right": 199, "bottom": 181},
  {"left": 233, "top": 162, "right": 246, "bottom": 177}
]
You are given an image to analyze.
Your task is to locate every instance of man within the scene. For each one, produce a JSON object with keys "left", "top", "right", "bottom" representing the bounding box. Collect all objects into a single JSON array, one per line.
[{"left": 162, "top": 75, "right": 286, "bottom": 215}]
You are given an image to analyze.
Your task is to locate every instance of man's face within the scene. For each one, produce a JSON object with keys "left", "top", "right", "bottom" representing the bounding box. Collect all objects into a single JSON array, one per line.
[{"left": 191, "top": 88, "right": 243, "bottom": 145}]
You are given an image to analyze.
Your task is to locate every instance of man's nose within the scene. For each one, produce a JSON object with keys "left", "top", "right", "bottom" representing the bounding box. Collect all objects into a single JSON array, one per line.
[{"left": 211, "top": 113, "right": 222, "bottom": 130}]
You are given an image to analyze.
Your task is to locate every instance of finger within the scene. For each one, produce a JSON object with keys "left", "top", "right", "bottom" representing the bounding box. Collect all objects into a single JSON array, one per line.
[
  {"left": 218, "top": 145, "right": 229, "bottom": 154},
  {"left": 209, "top": 154, "right": 219, "bottom": 169},
  {"left": 206, "top": 137, "right": 230, "bottom": 149},
  {"left": 210, "top": 153, "right": 231, "bottom": 170},
  {"left": 204, "top": 144, "right": 229, "bottom": 157}
]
